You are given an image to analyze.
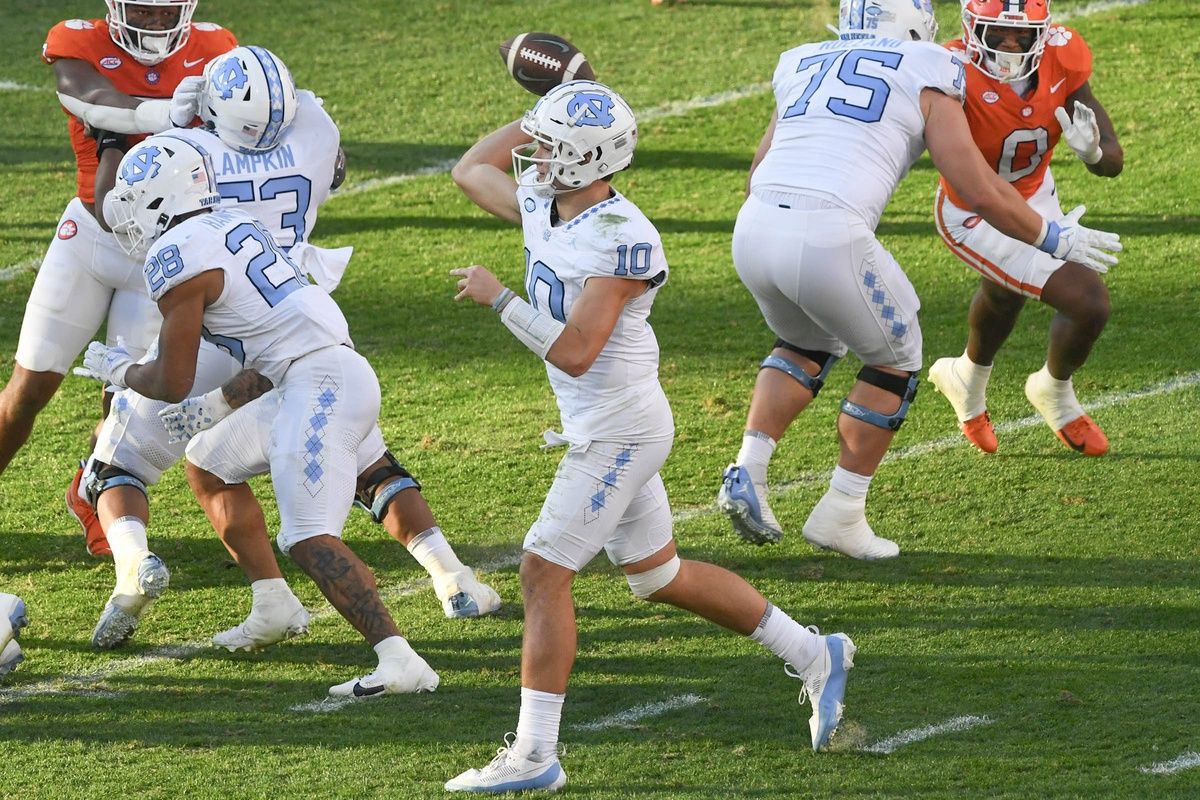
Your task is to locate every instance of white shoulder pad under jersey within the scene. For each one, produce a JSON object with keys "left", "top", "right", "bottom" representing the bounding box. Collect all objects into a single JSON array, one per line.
[
  {"left": 166, "top": 90, "right": 340, "bottom": 250},
  {"left": 144, "top": 206, "right": 351, "bottom": 384},
  {"left": 751, "top": 38, "right": 965, "bottom": 228},
  {"left": 515, "top": 174, "right": 672, "bottom": 442}
]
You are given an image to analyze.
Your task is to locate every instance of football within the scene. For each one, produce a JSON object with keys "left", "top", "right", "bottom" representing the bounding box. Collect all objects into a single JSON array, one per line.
[{"left": 498, "top": 32, "right": 596, "bottom": 96}]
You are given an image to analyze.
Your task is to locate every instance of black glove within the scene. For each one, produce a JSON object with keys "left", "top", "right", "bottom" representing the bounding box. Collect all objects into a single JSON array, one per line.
[{"left": 95, "top": 129, "right": 129, "bottom": 160}]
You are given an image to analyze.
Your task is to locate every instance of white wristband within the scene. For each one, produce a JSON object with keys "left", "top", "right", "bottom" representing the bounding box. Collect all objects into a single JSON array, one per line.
[
  {"left": 204, "top": 385, "right": 235, "bottom": 419},
  {"left": 499, "top": 296, "right": 566, "bottom": 360}
]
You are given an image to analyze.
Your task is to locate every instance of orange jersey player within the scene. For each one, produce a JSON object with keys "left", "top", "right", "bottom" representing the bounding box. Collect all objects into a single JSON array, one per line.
[
  {"left": 0, "top": 1, "right": 235, "bottom": 558},
  {"left": 928, "top": 0, "right": 1124, "bottom": 458}
]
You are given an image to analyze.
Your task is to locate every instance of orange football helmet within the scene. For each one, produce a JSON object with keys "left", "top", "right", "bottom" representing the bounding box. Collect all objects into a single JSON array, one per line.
[{"left": 962, "top": 0, "right": 1052, "bottom": 82}]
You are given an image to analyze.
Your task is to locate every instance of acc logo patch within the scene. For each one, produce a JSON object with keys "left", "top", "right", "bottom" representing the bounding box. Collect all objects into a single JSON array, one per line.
[
  {"left": 58, "top": 220, "right": 78, "bottom": 240},
  {"left": 120, "top": 146, "right": 162, "bottom": 185},
  {"left": 100, "top": 56, "right": 122, "bottom": 69},
  {"left": 566, "top": 92, "right": 615, "bottom": 128},
  {"left": 982, "top": 91, "right": 1000, "bottom": 104}
]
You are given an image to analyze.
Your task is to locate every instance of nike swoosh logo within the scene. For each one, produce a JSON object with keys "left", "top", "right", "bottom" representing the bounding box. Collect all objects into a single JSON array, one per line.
[
  {"left": 352, "top": 682, "right": 385, "bottom": 697},
  {"left": 183, "top": 58, "right": 205, "bottom": 68},
  {"left": 1050, "top": 78, "right": 1067, "bottom": 93}
]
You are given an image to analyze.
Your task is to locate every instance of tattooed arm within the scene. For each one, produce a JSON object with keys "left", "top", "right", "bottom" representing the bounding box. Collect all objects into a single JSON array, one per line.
[{"left": 158, "top": 369, "right": 275, "bottom": 444}]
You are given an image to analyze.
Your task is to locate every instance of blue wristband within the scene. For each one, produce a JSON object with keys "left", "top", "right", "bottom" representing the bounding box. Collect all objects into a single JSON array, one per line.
[{"left": 1038, "top": 220, "right": 1062, "bottom": 255}]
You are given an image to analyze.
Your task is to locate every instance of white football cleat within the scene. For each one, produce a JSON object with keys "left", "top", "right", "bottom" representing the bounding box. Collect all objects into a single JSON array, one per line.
[
  {"left": 717, "top": 463, "right": 785, "bottom": 545},
  {"left": 785, "top": 631, "right": 856, "bottom": 751},
  {"left": 0, "top": 594, "right": 29, "bottom": 676},
  {"left": 328, "top": 638, "right": 439, "bottom": 698},
  {"left": 445, "top": 735, "right": 567, "bottom": 794},
  {"left": 802, "top": 489, "right": 899, "bottom": 560},
  {"left": 91, "top": 555, "right": 170, "bottom": 649},
  {"left": 434, "top": 569, "right": 502, "bottom": 619},
  {"left": 212, "top": 594, "right": 310, "bottom": 652}
]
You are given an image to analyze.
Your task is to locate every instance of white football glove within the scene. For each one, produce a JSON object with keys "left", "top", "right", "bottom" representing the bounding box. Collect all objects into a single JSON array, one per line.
[
  {"left": 1054, "top": 101, "right": 1102, "bottom": 165},
  {"left": 1035, "top": 205, "right": 1122, "bottom": 274},
  {"left": 158, "top": 386, "right": 233, "bottom": 444},
  {"left": 72, "top": 338, "right": 135, "bottom": 388},
  {"left": 169, "top": 75, "right": 206, "bottom": 128}
]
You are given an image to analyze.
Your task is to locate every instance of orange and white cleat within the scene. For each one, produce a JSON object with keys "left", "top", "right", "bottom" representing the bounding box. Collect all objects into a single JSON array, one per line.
[
  {"left": 929, "top": 357, "right": 996, "bottom": 453},
  {"left": 66, "top": 464, "right": 111, "bottom": 558},
  {"left": 1054, "top": 414, "right": 1109, "bottom": 456}
]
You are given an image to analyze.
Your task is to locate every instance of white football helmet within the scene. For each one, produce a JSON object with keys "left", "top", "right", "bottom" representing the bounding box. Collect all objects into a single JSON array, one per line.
[
  {"left": 839, "top": 0, "right": 939, "bottom": 42},
  {"left": 200, "top": 46, "right": 298, "bottom": 154},
  {"left": 105, "top": 0, "right": 198, "bottom": 66},
  {"left": 512, "top": 80, "right": 637, "bottom": 197},
  {"left": 105, "top": 135, "right": 221, "bottom": 258}
]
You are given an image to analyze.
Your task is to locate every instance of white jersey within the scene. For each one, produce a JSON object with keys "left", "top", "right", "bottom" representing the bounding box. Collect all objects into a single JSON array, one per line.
[
  {"left": 751, "top": 38, "right": 965, "bottom": 229},
  {"left": 516, "top": 175, "right": 674, "bottom": 443},
  {"left": 167, "top": 90, "right": 339, "bottom": 250},
  {"left": 145, "top": 206, "right": 351, "bottom": 384}
]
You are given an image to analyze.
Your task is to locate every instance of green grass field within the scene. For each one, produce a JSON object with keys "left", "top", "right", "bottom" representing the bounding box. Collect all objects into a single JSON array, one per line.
[{"left": 2, "top": 0, "right": 1199, "bottom": 797}]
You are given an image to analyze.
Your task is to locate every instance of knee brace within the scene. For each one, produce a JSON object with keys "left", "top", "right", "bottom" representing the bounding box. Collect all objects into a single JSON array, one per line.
[
  {"left": 354, "top": 451, "right": 420, "bottom": 523},
  {"left": 839, "top": 367, "right": 919, "bottom": 432},
  {"left": 83, "top": 459, "right": 149, "bottom": 507},
  {"left": 761, "top": 340, "right": 840, "bottom": 397},
  {"left": 626, "top": 555, "right": 681, "bottom": 600}
]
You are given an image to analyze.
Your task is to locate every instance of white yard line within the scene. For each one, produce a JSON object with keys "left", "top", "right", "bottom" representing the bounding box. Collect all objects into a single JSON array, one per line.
[
  {"left": 1058, "top": 0, "right": 1148, "bottom": 20},
  {"left": 1139, "top": 752, "right": 1200, "bottom": 776},
  {"left": 0, "top": 552, "right": 520, "bottom": 706},
  {"left": 0, "top": 80, "right": 41, "bottom": 91},
  {"left": 676, "top": 370, "right": 1200, "bottom": 524},
  {"left": 862, "top": 715, "right": 994, "bottom": 754},
  {"left": 574, "top": 694, "right": 707, "bottom": 731},
  {"left": 0, "top": 257, "right": 41, "bottom": 282}
]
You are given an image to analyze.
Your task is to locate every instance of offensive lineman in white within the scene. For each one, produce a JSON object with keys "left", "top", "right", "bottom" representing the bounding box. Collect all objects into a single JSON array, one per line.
[
  {"left": 76, "top": 134, "right": 439, "bottom": 696},
  {"left": 716, "top": 0, "right": 1122, "bottom": 558},
  {"left": 79, "top": 46, "right": 497, "bottom": 654},
  {"left": 447, "top": 80, "right": 855, "bottom": 793}
]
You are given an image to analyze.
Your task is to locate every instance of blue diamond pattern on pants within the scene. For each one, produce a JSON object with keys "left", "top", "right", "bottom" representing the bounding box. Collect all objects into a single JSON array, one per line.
[
  {"left": 872, "top": 289, "right": 886, "bottom": 305},
  {"left": 311, "top": 412, "right": 328, "bottom": 430},
  {"left": 304, "top": 462, "right": 323, "bottom": 482},
  {"left": 859, "top": 265, "right": 909, "bottom": 344},
  {"left": 602, "top": 470, "right": 618, "bottom": 487},
  {"left": 305, "top": 435, "right": 323, "bottom": 455},
  {"left": 591, "top": 491, "right": 606, "bottom": 512},
  {"left": 892, "top": 321, "right": 908, "bottom": 338},
  {"left": 863, "top": 271, "right": 877, "bottom": 289},
  {"left": 615, "top": 449, "right": 632, "bottom": 468},
  {"left": 301, "top": 376, "right": 341, "bottom": 497}
]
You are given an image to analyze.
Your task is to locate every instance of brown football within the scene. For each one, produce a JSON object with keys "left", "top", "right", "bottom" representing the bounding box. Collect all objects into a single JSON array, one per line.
[{"left": 498, "top": 32, "right": 596, "bottom": 96}]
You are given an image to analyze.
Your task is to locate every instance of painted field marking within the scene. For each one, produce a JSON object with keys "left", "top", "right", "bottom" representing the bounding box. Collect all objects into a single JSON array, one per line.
[
  {"left": 676, "top": 370, "right": 1200, "bottom": 524},
  {"left": 1139, "top": 752, "right": 1200, "bottom": 776},
  {"left": 0, "top": 552, "right": 520, "bottom": 706},
  {"left": 1058, "top": 0, "right": 1148, "bottom": 19},
  {"left": 862, "top": 715, "right": 994, "bottom": 754},
  {"left": 574, "top": 693, "right": 708, "bottom": 732},
  {"left": 0, "top": 257, "right": 41, "bottom": 282},
  {"left": 0, "top": 80, "right": 41, "bottom": 91}
]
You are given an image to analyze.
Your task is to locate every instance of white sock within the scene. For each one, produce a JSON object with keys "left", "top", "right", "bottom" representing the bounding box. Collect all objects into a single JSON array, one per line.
[
  {"left": 736, "top": 431, "right": 777, "bottom": 485},
  {"left": 1030, "top": 364, "right": 1081, "bottom": 428},
  {"left": 829, "top": 466, "right": 872, "bottom": 499},
  {"left": 513, "top": 687, "right": 565, "bottom": 762},
  {"left": 107, "top": 516, "right": 150, "bottom": 596},
  {"left": 955, "top": 350, "right": 993, "bottom": 396},
  {"left": 406, "top": 527, "right": 467, "bottom": 579},
  {"left": 373, "top": 635, "right": 410, "bottom": 664},
  {"left": 750, "top": 604, "right": 822, "bottom": 673}
]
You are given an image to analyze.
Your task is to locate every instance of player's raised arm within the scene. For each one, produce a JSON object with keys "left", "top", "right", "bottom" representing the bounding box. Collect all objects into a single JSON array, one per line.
[
  {"left": 451, "top": 120, "right": 529, "bottom": 224},
  {"left": 923, "top": 88, "right": 1120, "bottom": 273},
  {"left": 55, "top": 58, "right": 204, "bottom": 135},
  {"left": 1059, "top": 81, "right": 1124, "bottom": 178}
]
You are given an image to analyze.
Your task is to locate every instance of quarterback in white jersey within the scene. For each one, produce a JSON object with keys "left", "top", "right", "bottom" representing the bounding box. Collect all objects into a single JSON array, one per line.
[
  {"left": 78, "top": 132, "right": 439, "bottom": 695},
  {"left": 717, "top": 0, "right": 1120, "bottom": 559},
  {"left": 447, "top": 80, "right": 857, "bottom": 794}
]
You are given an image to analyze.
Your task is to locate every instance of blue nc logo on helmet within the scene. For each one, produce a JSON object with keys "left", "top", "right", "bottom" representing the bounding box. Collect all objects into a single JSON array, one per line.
[
  {"left": 211, "top": 57, "right": 248, "bottom": 100},
  {"left": 566, "top": 92, "right": 616, "bottom": 128},
  {"left": 120, "top": 146, "right": 162, "bottom": 185}
]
